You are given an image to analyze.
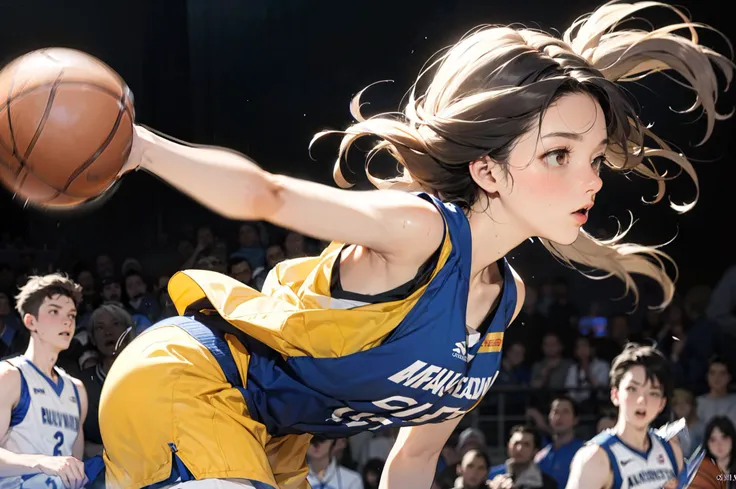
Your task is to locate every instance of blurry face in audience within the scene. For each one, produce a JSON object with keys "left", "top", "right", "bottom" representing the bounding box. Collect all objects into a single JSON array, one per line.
[
  {"left": 239, "top": 224, "right": 260, "bottom": 247},
  {"left": 266, "top": 245, "right": 286, "bottom": 268},
  {"left": 549, "top": 398, "right": 577, "bottom": 434},
  {"left": 284, "top": 232, "right": 305, "bottom": 256},
  {"left": 708, "top": 427, "right": 733, "bottom": 460},
  {"left": 671, "top": 392, "right": 694, "bottom": 420},
  {"left": 574, "top": 337, "right": 591, "bottom": 361},
  {"left": 611, "top": 365, "right": 666, "bottom": 429},
  {"left": 306, "top": 438, "right": 333, "bottom": 461},
  {"left": 77, "top": 271, "right": 95, "bottom": 292},
  {"left": 92, "top": 311, "right": 129, "bottom": 358},
  {"left": 197, "top": 227, "right": 214, "bottom": 249},
  {"left": 96, "top": 254, "right": 114, "bottom": 278},
  {"left": 459, "top": 450, "right": 489, "bottom": 488},
  {"left": 230, "top": 260, "right": 253, "bottom": 284},
  {"left": 505, "top": 343, "right": 525, "bottom": 367},
  {"left": 541, "top": 334, "right": 562, "bottom": 358},
  {"left": 125, "top": 274, "right": 147, "bottom": 300},
  {"left": 610, "top": 316, "right": 629, "bottom": 340},
  {"left": 102, "top": 282, "right": 122, "bottom": 302},
  {"left": 708, "top": 363, "right": 731, "bottom": 392},
  {"left": 508, "top": 431, "right": 535, "bottom": 464}
]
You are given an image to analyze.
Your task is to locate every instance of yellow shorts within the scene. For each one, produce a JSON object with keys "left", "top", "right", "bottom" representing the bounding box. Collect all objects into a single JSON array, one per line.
[{"left": 99, "top": 323, "right": 311, "bottom": 489}]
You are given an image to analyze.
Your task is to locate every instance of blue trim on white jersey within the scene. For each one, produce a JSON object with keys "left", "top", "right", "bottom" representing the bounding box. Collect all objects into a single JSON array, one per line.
[
  {"left": 9, "top": 371, "right": 29, "bottom": 428},
  {"left": 590, "top": 431, "right": 622, "bottom": 489},
  {"left": 661, "top": 436, "right": 679, "bottom": 476},
  {"left": 24, "top": 359, "right": 64, "bottom": 397}
]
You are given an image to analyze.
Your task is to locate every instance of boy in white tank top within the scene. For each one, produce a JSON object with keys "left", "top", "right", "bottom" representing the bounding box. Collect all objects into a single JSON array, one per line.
[
  {"left": 0, "top": 274, "right": 89, "bottom": 489},
  {"left": 566, "top": 343, "right": 684, "bottom": 489}
]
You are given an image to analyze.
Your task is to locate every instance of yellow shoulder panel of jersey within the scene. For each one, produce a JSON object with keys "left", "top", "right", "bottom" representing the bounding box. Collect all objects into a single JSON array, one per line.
[{"left": 168, "top": 232, "right": 452, "bottom": 359}]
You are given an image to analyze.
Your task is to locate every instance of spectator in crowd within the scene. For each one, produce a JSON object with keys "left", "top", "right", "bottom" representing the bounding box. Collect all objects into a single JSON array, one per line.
[
  {"left": 670, "top": 388, "right": 705, "bottom": 458},
  {"left": 283, "top": 230, "right": 308, "bottom": 258},
  {"left": 596, "top": 314, "right": 636, "bottom": 362},
  {"left": 307, "top": 436, "right": 364, "bottom": 489},
  {"left": 531, "top": 396, "right": 584, "bottom": 489},
  {"left": 228, "top": 257, "right": 254, "bottom": 287},
  {"left": 564, "top": 335, "right": 609, "bottom": 406},
  {"left": 252, "top": 244, "right": 287, "bottom": 290},
  {"left": 545, "top": 278, "right": 579, "bottom": 348},
  {"left": 488, "top": 425, "right": 557, "bottom": 489},
  {"left": 182, "top": 225, "right": 217, "bottom": 270},
  {"left": 530, "top": 333, "right": 571, "bottom": 391},
  {"left": 232, "top": 223, "right": 267, "bottom": 270},
  {"left": 79, "top": 304, "right": 135, "bottom": 458},
  {"left": 696, "top": 357, "right": 736, "bottom": 428},
  {"left": 704, "top": 416, "right": 736, "bottom": 487},
  {"left": 123, "top": 271, "right": 160, "bottom": 324},
  {"left": 100, "top": 276, "right": 123, "bottom": 304},
  {"left": 453, "top": 449, "right": 491, "bottom": 489},
  {"left": 456, "top": 428, "right": 487, "bottom": 458},
  {"left": 95, "top": 254, "right": 115, "bottom": 279}
]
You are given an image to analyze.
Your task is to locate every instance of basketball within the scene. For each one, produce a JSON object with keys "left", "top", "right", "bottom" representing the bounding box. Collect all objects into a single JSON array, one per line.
[
  {"left": 0, "top": 48, "right": 134, "bottom": 207},
  {"left": 689, "top": 457, "right": 727, "bottom": 489}
]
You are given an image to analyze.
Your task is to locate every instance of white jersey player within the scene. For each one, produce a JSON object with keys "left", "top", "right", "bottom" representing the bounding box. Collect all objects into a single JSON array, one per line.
[
  {"left": 566, "top": 344, "right": 684, "bottom": 489},
  {"left": 0, "top": 274, "right": 89, "bottom": 489}
]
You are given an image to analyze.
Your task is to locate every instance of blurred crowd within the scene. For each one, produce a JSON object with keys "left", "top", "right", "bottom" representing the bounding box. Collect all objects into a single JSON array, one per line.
[{"left": 2, "top": 222, "right": 736, "bottom": 489}]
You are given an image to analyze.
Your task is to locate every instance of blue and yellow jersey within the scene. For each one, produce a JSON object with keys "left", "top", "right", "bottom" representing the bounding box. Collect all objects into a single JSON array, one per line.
[
  {"left": 167, "top": 193, "right": 517, "bottom": 436},
  {"left": 100, "top": 193, "right": 519, "bottom": 488}
]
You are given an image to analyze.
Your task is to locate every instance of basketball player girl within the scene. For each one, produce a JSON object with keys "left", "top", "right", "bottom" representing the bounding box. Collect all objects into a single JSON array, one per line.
[
  {"left": 567, "top": 344, "right": 683, "bottom": 489},
  {"left": 97, "top": 2, "right": 733, "bottom": 489},
  {"left": 0, "top": 274, "right": 88, "bottom": 489}
]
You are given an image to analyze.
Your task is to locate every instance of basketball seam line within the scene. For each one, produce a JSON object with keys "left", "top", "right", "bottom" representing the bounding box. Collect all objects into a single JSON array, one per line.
[
  {"left": 11, "top": 104, "right": 133, "bottom": 203},
  {"left": 13, "top": 106, "right": 134, "bottom": 203},
  {"left": 63, "top": 88, "right": 130, "bottom": 191},
  {"left": 0, "top": 80, "right": 130, "bottom": 196},
  {"left": 23, "top": 69, "right": 65, "bottom": 163}
]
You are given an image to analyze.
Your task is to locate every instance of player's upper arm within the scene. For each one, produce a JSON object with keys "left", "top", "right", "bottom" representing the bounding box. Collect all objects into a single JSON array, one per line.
[
  {"left": 0, "top": 363, "right": 22, "bottom": 440},
  {"left": 267, "top": 175, "right": 445, "bottom": 264},
  {"left": 566, "top": 444, "right": 611, "bottom": 489},
  {"left": 71, "top": 378, "right": 87, "bottom": 460},
  {"left": 389, "top": 415, "right": 463, "bottom": 462},
  {"left": 71, "top": 378, "right": 88, "bottom": 423}
]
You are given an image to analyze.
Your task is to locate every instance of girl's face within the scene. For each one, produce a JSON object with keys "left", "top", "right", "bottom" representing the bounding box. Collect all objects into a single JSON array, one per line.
[
  {"left": 709, "top": 427, "right": 733, "bottom": 460},
  {"left": 484, "top": 92, "right": 605, "bottom": 245}
]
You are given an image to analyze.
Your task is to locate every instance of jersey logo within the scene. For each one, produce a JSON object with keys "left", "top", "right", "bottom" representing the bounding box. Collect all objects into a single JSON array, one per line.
[
  {"left": 621, "top": 459, "right": 634, "bottom": 466},
  {"left": 33, "top": 388, "right": 45, "bottom": 394},
  {"left": 452, "top": 342, "right": 474, "bottom": 362},
  {"left": 478, "top": 332, "right": 504, "bottom": 353}
]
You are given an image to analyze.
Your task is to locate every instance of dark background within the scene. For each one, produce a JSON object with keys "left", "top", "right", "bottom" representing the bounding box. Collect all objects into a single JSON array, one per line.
[{"left": 0, "top": 0, "right": 733, "bottom": 315}]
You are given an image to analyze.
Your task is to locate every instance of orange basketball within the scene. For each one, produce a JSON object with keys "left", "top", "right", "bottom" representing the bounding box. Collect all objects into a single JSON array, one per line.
[
  {"left": 0, "top": 48, "right": 134, "bottom": 207},
  {"left": 689, "top": 457, "right": 727, "bottom": 489}
]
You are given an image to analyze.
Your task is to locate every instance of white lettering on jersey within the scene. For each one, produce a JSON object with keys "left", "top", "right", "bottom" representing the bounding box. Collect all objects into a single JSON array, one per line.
[
  {"left": 387, "top": 360, "right": 497, "bottom": 400},
  {"left": 0, "top": 357, "right": 81, "bottom": 489},
  {"left": 327, "top": 366, "right": 499, "bottom": 430}
]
